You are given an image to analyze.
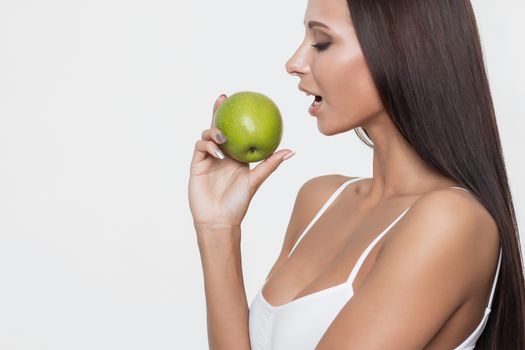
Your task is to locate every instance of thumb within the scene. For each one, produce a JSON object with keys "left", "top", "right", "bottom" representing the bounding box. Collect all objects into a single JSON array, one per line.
[{"left": 249, "top": 150, "right": 296, "bottom": 192}]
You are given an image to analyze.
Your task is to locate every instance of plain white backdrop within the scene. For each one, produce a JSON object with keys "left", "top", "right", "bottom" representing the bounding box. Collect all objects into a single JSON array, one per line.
[{"left": 0, "top": 0, "right": 523, "bottom": 348}]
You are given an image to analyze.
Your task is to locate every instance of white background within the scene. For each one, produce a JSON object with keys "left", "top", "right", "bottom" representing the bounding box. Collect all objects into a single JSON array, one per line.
[{"left": 1, "top": 0, "right": 523, "bottom": 348}]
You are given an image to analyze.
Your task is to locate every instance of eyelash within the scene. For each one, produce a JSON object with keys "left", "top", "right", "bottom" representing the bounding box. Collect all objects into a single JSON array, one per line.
[{"left": 311, "top": 42, "right": 331, "bottom": 52}]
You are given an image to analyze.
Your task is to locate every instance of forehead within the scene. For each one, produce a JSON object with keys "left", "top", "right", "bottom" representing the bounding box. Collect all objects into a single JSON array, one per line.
[{"left": 304, "top": 0, "right": 352, "bottom": 27}]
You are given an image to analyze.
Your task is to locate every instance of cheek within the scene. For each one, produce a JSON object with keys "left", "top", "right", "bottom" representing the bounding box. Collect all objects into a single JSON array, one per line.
[{"left": 321, "top": 51, "right": 384, "bottom": 121}]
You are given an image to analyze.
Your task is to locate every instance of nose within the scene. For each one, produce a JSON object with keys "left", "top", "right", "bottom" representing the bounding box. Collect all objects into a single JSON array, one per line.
[{"left": 285, "top": 46, "right": 309, "bottom": 77}]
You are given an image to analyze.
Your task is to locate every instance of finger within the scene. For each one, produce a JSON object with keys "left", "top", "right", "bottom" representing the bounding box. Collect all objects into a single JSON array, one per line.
[
  {"left": 249, "top": 150, "right": 295, "bottom": 192},
  {"left": 201, "top": 127, "right": 228, "bottom": 144},
  {"left": 191, "top": 140, "right": 226, "bottom": 164},
  {"left": 211, "top": 94, "right": 228, "bottom": 128}
]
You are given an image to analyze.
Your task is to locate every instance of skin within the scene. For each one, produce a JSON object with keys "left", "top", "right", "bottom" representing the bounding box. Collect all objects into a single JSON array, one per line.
[
  {"left": 189, "top": 98, "right": 295, "bottom": 350},
  {"left": 286, "top": 0, "right": 461, "bottom": 200},
  {"left": 189, "top": 0, "right": 501, "bottom": 348}
]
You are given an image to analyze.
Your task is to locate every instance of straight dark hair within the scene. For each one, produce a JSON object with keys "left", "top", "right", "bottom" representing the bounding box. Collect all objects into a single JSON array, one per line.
[{"left": 347, "top": 0, "right": 525, "bottom": 348}]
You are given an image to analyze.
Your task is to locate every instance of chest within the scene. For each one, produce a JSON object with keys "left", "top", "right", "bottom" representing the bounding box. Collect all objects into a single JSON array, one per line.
[
  {"left": 259, "top": 201, "right": 494, "bottom": 349},
  {"left": 262, "top": 203, "right": 402, "bottom": 307}
]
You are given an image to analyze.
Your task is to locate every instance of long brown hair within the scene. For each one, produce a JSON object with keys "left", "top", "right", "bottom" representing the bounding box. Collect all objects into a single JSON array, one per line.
[{"left": 347, "top": 0, "right": 525, "bottom": 348}]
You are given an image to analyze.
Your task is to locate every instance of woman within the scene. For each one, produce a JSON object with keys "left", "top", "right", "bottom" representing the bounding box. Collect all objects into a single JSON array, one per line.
[{"left": 188, "top": 0, "right": 524, "bottom": 349}]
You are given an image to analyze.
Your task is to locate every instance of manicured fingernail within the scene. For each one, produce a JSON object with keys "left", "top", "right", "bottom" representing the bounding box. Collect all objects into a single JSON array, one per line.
[
  {"left": 220, "top": 94, "right": 227, "bottom": 99},
  {"left": 282, "top": 151, "right": 296, "bottom": 161},
  {"left": 214, "top": 148, "right": 225, "bottom": 159},
  {"left": 216, "top": 131, "right": 227, "bottom": 144}
]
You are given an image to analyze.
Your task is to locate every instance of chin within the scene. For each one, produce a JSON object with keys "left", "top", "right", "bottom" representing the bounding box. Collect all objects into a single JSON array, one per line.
[
  {"left": 316, "top": 121, "right": 343, "bottom": 136},
  {"left": 318, "top": 118, "right": 361, "bottom": 136}
]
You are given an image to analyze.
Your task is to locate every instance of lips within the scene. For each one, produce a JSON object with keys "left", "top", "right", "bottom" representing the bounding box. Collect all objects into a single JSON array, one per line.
[
  {"left": 298, "top": 86, "right": 323, "bottom": 116},
  {"left": 308, "top": 95, "right": 323, "bottom": 116},
  {"left": 298, "top": 85, "right": 320, "bottom": 97}
]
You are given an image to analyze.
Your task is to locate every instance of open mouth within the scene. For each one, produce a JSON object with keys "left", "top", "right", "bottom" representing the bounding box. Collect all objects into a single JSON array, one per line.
[{"left": 309, "top": 95, "right": 323, "bottom": 115}]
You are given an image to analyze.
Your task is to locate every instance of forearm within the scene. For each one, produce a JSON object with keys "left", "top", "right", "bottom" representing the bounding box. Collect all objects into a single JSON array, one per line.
[{"left": 197, "top": 226, "right": 251, "bottom": 350}]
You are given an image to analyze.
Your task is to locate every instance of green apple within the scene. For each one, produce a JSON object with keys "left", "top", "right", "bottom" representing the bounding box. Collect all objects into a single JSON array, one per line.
[{"left": 214, "top": 91, "right": 283, "bottom": 163}]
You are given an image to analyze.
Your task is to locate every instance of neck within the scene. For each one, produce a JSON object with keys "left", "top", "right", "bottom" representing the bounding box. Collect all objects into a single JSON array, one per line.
[{"left": 361, "top": 111, "right": 458, "bottom": 201}]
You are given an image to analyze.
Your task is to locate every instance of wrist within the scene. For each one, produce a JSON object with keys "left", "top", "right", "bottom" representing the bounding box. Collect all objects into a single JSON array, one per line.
[
  {"left": 195, "top": 223, "right": 241, "bottom": 254},
  {"left": 194, "top": 221, "right": 241, "bottom": 234}
]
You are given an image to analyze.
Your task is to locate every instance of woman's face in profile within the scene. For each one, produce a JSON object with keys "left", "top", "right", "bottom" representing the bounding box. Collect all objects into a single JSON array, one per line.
[{"left": 285, "top": 0, "right": 386, "bottom": 135}]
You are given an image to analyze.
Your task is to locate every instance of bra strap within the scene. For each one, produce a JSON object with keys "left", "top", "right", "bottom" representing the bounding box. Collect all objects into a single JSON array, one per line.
[
  {"left": 487, "top": 247, "right": 503, "bottom": 308},
  {"left": 449, "top": 186, "right": 469, "bottom": 192},
  {"left": 287, "top": 177, "right": 366, "bottom": 258},
  {"left": 346, "top": 206, "right": 412, "bottom": 284}
]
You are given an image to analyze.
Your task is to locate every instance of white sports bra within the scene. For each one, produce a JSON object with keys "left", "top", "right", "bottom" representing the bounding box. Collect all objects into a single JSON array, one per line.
[{"left": 249, "top": 177, "right": 502, "bottom": 349}]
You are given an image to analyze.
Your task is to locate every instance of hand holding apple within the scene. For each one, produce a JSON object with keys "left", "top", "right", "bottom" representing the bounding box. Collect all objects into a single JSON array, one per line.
[
  {"left": 213, "top": 91, "right": 283, "bottom": 163},
  {"left": 188, "top": 93, "right": 295, "bottom": 236}
]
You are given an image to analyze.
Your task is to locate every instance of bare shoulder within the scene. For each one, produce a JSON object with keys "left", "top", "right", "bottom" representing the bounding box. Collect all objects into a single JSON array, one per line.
[
  {"left": 277, "top": 174, "right": 359, "bottom": 259},
  {"left": 411, "top": 187, "right": 499, "bottom": 249},
  {"left": 315, "top": 188, "right": 500, "bottom": 349},
  {"left": 381, "top": 187, "right": 500, "bottom": 294}
]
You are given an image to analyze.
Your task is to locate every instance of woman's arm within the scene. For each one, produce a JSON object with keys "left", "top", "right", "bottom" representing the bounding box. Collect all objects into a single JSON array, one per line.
[
  {"left": 188, "top": 95, "right": 295, "bottom": 350},
  {"left": 197, "top": 225, "right": 250, "bottom": 350},
  {"left": 194, "top": 174, "right": 354, "bottom": 349}
]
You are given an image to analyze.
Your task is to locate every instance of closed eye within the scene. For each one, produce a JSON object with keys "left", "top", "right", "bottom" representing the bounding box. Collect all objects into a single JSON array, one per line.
[{"left": 311, "top": 42, "right": 331, "bottom": 52}]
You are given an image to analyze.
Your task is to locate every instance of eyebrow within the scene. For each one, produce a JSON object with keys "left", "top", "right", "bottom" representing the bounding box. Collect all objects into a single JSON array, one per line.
[{"left": 304, "top": 20, "right": 330, "bottom": 29}]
